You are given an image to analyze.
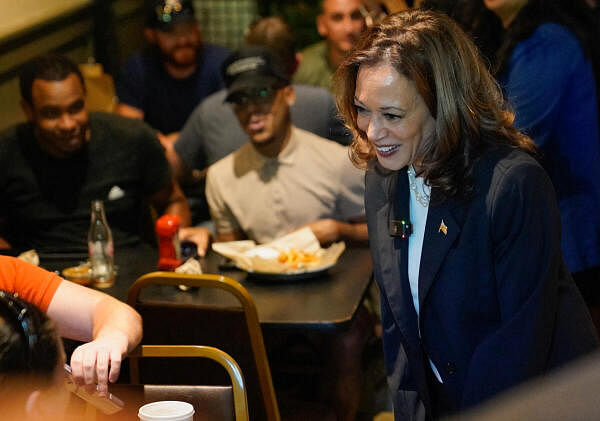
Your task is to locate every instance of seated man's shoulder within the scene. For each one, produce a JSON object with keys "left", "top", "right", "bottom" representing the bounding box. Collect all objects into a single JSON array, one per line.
[
  {"left": 0, "top": 123, "right": 32, "bottom": 157},
  {"left": 207, "top": 147, "right": 233, "bottom": 173},
  {"left": 121, "top": 50, "right": 156, "bottom": 72},
  {"left": 195, "top": 89, "right": 229, "bottom": 118},
  {"left": 118, "top": 52, "right": 157, "bottom": 88},
  {"left": 207, "top": 142, "right": 255, "bottom": 183},
  {"left": 91, "top": 111, "right": 146, "bottom": 129},
  {"left": 208, "top": 152, "right": 232, "bottom": 172},
  {"left": 205, "top": 157, "right": 229, "bottom": 193},
  {"left": 296, "top": 42, "right": 329, "bottom": 75},
  {"left": 534, "top": 23, "right": 580, "bottom": 48},
  {"left": 0, "top": 124, "right": 20, "bottom": 146},
  {"left": 297, "top": 127, "right": 346, "bottom": 152},
  {"left": 294, "top": 42, "right": 333, "bottom": 90},
  {"left": 295, "top": 128, "right": 350, "bottom": 168},
  {"left": 176, "top": 89, "right": 228, "bottom": 148},
  {"left": 514, "top": 23, "right": 584, "bottom": 66},
  {"left": 299, "top": 40, "right": 328, "bottom": 59},
  {"left": 90, "top": 112, "right": 157, "bottom": 143}
]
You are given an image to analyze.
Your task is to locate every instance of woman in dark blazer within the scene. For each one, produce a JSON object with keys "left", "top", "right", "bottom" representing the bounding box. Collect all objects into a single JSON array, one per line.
[{"left": 334, "top": 9, "right": 599, "bottom": 420}]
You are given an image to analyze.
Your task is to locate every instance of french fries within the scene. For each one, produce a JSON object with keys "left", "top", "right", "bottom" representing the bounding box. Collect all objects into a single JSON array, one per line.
[{"left": 277, "top": 248, "right": 320, "bottom": 269}]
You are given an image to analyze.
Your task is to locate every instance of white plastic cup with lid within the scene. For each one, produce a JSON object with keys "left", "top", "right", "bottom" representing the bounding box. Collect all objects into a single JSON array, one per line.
[{"left": 138, "top": 401, "right": 195, "bottom": 421}]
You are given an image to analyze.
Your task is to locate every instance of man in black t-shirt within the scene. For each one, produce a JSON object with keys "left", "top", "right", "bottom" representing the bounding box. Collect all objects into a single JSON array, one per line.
[{"left": 0, "top": 55, "right": 211, "bottom": 254}]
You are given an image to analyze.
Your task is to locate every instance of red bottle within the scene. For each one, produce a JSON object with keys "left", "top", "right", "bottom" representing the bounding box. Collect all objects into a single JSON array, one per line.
[{"left": 155, "top": 214, "right": 182, "bottom": 270}]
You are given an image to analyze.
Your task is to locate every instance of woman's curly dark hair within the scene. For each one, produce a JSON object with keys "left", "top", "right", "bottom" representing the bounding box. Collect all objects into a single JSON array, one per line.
[{"left": 334, "top": 9, "right": 536, "bottom": 200}]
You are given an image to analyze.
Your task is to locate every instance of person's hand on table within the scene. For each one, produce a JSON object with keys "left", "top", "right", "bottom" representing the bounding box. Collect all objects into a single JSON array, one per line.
[
  {"left": 69, "top": 330, "right": 129, "bottom": 396},
  {"left": 179, "top": 226, "right": 212, "bottom": 257}
]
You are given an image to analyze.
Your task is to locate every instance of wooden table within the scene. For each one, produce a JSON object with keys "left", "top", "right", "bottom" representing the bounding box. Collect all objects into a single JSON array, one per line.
[
  {"left": 41, "top": 243, "right": 373, "bottom": 330},
  {"left": 42, "top": 244, "right": 373, "bottom": 421}
]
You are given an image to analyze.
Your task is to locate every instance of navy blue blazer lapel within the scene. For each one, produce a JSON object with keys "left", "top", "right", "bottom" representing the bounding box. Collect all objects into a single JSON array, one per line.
[
  {"left": 418, "top": 189, "right": 462, "bottom": 311},
  {"left": 373, "top": 170, "right": 420, "bottom": 341}
]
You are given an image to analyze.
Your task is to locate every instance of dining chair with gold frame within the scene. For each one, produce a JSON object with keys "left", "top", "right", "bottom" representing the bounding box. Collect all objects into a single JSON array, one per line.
[{"left": 127, "top": 272, "right": 280, "bottom": 421}]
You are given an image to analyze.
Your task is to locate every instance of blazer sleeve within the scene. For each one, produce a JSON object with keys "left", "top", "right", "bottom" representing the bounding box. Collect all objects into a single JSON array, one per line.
[{"left": 462, "top": 160, "right": 568, "bottom": 405}]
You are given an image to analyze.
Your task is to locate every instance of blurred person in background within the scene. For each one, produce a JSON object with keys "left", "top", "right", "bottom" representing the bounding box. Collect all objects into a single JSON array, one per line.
[
  {"left": 335, "top": 9, "right": 598, "bottom": 419},
  {"left": 0, "top": 255, "right": 142, "bottom": 400},
  {"left": 475, "top": 0, "right": 600, "bottom": 329},
  {"left": 293, "top": 0, "right": 366, "bottom": 92},
  {"left": 164, "top": 16, "right": 350, "bottom": 225},
  {"left": 0, "top": 55, "right": 209, "bottom": 255},
  {"left": 116, "top": 0, "right": 229, "bottom": 144}
]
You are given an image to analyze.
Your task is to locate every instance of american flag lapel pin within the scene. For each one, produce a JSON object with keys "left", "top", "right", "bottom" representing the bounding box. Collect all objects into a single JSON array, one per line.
[{"left": 439, "top": 219, "right": 448, "bottom": 235}]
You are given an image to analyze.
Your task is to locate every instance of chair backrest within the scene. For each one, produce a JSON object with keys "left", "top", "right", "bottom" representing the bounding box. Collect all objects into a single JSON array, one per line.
[
  {"left": 130, "top": 345, "right": 248, "bottom": 421},
  {"left": 127, "top": 272, "right": 280, "bottom": 421}
]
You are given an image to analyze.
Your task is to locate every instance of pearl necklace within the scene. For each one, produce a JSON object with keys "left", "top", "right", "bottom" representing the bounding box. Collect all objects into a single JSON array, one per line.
[{"left": 407, "top": 165, "right": 430, "bottom": 207}]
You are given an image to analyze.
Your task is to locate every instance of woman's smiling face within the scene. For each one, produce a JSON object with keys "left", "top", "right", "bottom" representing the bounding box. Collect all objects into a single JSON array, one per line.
[{"left": 354, "top": 62, "right": 436, "bottom": 171}]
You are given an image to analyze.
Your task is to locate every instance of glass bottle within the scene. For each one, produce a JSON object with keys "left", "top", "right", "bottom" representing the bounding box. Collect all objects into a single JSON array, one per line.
[{"left": 87, "top": 200, "right": 115, "bottom": 288}]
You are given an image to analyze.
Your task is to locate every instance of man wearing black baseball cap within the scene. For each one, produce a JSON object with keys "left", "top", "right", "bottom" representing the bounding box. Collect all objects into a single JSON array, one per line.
[
  {"left": 206, "top": 46, "right": 370, "bottom": 421},
  {"left": 223, "top": 48, "right": 289, "bottom": 100},
  {"left": 116, "top": 0, "right": 229, "bottom": 137},
  {"left": 220, "top": 46, "right": 295, "bottom": 159},
  {"left": 207, "top": 45, "right": 366, "bottom": 243}
]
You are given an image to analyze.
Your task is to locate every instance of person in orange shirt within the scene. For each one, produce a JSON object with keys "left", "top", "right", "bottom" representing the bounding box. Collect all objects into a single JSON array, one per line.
[{"left": 0, "top": 256, "right": 142, "bottom": 396}]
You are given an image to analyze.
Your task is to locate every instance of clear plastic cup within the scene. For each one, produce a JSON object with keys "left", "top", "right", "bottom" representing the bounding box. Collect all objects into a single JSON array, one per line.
[{"left": 138, "top": 401, "right": 194, "bottom": 421}]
